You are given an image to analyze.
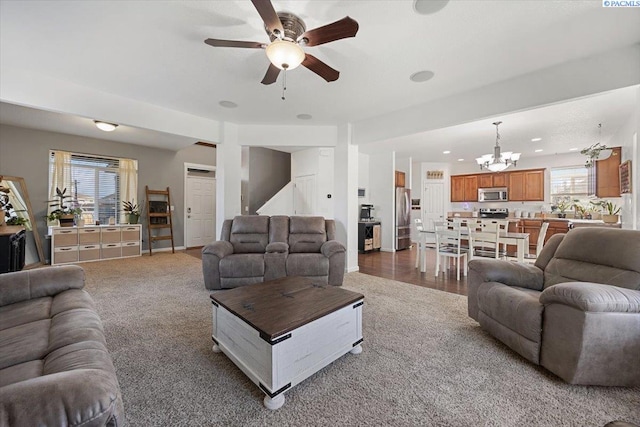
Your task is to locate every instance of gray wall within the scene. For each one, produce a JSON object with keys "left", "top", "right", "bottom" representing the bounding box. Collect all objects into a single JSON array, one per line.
[
  {"left": 247, "top": 147, "right": 291, "bottom": 214},
  {"left": 0, "top": 124, "right": 216, "bottom": 257}
]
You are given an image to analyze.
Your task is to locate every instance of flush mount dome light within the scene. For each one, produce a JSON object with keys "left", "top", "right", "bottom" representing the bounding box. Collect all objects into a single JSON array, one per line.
[
  {"left": 296, "top": 114, "right": 312, "bottom": 120},
  {"left": 413, "top": 0, "right": 450, "bottom": 15},
  {"left": 410, "top": 70, "right": 435, "bottom": 82},
  {"left": 265, "top": 40, "right": 305, "bottom": 70},
  {"left": 94, "top": 120, "right": 118, "bottom": 132},
  {"left": 219, "top": 100, "right": 238, "bottom": 108}
]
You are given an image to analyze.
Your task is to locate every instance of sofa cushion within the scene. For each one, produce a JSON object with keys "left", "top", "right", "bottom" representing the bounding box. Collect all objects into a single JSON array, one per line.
[
  {"left": 229, "top": 216, "right": 270, "bottom": 253},
  {"left": 544, "top": 228, "right": 640, "bottom": 290},
  {"left": 0, "top": 297, "right": 51, "bottom": 331},
  {"left": 477, "top": 282, "right": 543, "bottom": 343},
  {"left": 289, "top": 216, "right": 327, "bottom": 253},
  {"left": 286, "top": 253, "right": 330, "bottom": 278},
  {"left": 220, "top": 254, "right": 265, "bottom": 278},
  {"left": 0, "top": 319, "right": 50, "bottom": 370},
  {"left": 0, "top": 360, "right": 43, "bottom": 388}
]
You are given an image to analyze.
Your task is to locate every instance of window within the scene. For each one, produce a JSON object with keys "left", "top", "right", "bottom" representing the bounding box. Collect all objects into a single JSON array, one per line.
[
  {"left": 549, "top": 166, "right": 589, "bottom": 205},
  {"left": 49, "top": 151, "right": 137, "bottom": 225}
]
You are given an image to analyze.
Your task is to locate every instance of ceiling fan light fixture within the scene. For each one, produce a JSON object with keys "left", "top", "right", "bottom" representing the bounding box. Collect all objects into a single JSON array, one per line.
[
  {"left": 266, "top": 40, "right": 305, "bottom": 70},
  {"left": 94, "top": 120, "right": 118, "bottom": 132}
]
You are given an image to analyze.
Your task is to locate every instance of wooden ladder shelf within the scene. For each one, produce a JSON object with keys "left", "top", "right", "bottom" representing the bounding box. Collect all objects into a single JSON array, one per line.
[{"left": 145, "top": 185, "right": 175, "bottom": 255}]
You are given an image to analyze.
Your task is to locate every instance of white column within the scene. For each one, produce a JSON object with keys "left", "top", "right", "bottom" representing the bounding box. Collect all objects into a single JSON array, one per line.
[
  {"left": 216, "top": 122, "right": 242, "bottom": 238},
  {"left": 334, "top": 124, "right": 359, "bottom": 273}
]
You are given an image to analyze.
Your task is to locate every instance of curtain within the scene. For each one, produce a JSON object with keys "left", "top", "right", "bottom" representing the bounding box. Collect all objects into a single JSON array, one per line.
[
  {"left": 49, "top": 151, "right": 72, "bottom": 219},
  {"left": 119, "top": 159, "right": 138, "bottom": 222}
]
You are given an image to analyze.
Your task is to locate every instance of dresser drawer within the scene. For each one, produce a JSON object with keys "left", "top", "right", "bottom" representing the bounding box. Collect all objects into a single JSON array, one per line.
[
  {"left": 53, "top": 229, "right": 78, "bottom": 247},
  {"left": 101, "top": 227, "right": 121, "bottom": 243},
  {"left": 53, "top": 246, "right": 79, "bottom": 264},
  {"left": 79, "top": 244, "right": 100, "bottom": 261},
  {"left": 79, "top": 227, "right": 101, "bottom": 244}
]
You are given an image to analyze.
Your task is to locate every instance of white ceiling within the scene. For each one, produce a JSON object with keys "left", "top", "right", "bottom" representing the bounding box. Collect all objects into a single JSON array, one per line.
[{"left": 1, "top": 0, "right": 639, "bottom": 159}]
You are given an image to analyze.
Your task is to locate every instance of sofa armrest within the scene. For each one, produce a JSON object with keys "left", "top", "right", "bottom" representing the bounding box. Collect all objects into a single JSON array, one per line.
[
  {"left": 0, "top": 265, "right": 85, "bottom": 307},
  {"left": 202, "top": 241, "right": 234, "bottom": 259},
  {"left": 468, "top": 259, "right": 544, "bottom": 291},
  {"left": 266, "top": 242, "right": 289, "bottom": 254},
  {"left": 321, "top": 240, "right": 346, "bottom": 258},
  {"left": 540, "top": 282, "right": 640, "bottom": 313}
]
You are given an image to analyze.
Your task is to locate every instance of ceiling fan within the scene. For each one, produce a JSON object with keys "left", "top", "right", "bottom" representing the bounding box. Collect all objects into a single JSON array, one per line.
[{"left": 204, "top": 0, "right": 359, "bottom": 85}]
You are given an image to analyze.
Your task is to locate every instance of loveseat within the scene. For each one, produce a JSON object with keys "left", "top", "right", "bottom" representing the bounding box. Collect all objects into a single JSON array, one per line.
[
  {"left": 202, "top": 215, "right": 346, "bottom": 290},
  {"left": 468, "top": 227, "right": 640, "bottom": 386},
  {"left": 0, "top": 266, "right": 125, "bottom": 426}
]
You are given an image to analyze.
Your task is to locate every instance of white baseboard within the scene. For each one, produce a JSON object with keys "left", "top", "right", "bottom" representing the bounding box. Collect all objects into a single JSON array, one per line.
[
  {"left": 381, "top": 247, "right": 395, "bottom": 252},
  {"left": 143, "top": 246, "right": 186, "bottom": 255},
  {"left": 346, "top": 266, "right": 360, "bottom": 273}
]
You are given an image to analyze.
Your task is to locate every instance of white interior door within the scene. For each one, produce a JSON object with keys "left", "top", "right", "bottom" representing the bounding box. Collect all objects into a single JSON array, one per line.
[
  {"left": 422, "top": 182, "right": 444, "bottom": 232},
  {"left": 293, "top": 174, "right": 316, "bottom": 215},
  {"left": 186, "top": 176, "right": 216, "bottom": 247}
]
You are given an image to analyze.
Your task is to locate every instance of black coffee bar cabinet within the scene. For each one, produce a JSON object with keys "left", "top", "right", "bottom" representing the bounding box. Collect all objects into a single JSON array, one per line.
[{"left": 0, "top": 225, "right": 26, "bottom": 273}]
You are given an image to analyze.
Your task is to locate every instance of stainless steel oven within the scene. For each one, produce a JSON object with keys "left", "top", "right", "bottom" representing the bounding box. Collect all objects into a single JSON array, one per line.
[{"left": 478, "top": 187, "right": 508, "bottom": 202}]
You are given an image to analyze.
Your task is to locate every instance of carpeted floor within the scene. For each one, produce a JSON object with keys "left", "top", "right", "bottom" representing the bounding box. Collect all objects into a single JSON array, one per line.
[{"left": 80, "top": 253, "right": 640, "bottom": 426}]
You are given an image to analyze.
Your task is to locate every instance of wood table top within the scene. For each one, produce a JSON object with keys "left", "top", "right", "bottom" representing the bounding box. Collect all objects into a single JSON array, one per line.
[{"left": 211, "top": 276, "right": 364, "bottom": 341}]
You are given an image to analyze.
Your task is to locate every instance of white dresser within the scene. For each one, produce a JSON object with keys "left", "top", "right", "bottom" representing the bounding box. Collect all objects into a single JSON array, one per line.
[{"left": 50, "top": 225, "right": 142, "bottom": 265}]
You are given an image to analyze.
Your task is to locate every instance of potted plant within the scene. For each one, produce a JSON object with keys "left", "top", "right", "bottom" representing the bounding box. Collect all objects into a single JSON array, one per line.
[
  {"left": 556, "top": 200, "right": 571, "bottom": 218},
  {"left": 123, "top": 200, "right": 140, "bottom": 224},
  {"left": 591, "top": 200, "right": 620, "bottom": 223},
  {"left": 47, "top": 187, "right": 82, "bottom": 227},
  {"left": 572, "top": 201, "right": 587, "bottom": 219},
  {"left": 581, "top": 143, "right": 612, "bottom": 168}
]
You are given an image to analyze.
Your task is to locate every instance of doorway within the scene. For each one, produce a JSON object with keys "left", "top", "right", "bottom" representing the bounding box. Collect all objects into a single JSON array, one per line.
[
  {"left": 422, "top": 182, "right": 444, "bottom": 245},
  {"left": 184, "top": 164, "right": 216, "bottom": 248}
]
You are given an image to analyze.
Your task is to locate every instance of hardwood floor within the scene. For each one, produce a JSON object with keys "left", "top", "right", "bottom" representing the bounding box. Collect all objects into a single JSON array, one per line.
[
  {"left": 358, "top": 247, "right": 468, "bottom": 296},
  {"left": 187, "top": 245, "right": 468, "bottom": 296}
]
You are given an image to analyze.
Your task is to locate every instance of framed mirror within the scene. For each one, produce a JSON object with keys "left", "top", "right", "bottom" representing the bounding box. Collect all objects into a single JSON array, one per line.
[{"left": 0, "top": 175, "right": 45, "bottom": 269}]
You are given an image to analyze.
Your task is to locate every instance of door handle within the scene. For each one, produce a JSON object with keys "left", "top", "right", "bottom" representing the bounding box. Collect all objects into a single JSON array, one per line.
[{"left": 187, "top": 207, "right": 191, "bottom": 213}]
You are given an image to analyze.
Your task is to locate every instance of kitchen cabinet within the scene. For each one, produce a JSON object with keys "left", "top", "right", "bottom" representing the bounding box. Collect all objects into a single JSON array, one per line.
[
  {"left": 508, "top": 169, "right": 544, "bottom": 201},
  {"left": 450, "top": 175, "right": 478, "bottom": 202},
  {"left": 478, "top": 173, "right": 507, "bottom": 188},
  {"left": 596, "top": 146, "right": 621, "bottom": 197},
  {"left": 395, "top": 171, "right": 406, "bottom": 188},
  {"left": 358, "top": 222, "right": 381, "bottom": 253},
  {"left": 520, "top": 219, "right": 570, "bottom": 252}
]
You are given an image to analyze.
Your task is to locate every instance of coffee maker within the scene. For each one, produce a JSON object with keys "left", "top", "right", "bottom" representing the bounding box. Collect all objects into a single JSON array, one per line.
[{"left": 360, "top": 204, "right": 374, "bottom": 222}]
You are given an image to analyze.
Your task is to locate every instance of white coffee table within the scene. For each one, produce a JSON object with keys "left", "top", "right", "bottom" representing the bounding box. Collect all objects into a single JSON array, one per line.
[{"left": 210, "top": 276, "right": 364, "bottom": 410}]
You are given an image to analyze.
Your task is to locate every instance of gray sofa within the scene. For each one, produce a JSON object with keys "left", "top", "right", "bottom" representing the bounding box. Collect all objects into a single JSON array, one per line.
[
  {"left": 468, "top": 227, "right": 640, "bottom": 386},
  {"left": 202, "top": 215, "right": 346, "bottom": 290},
  {"left": 0, "top": 266, "right": 125, "bottom": 426}
]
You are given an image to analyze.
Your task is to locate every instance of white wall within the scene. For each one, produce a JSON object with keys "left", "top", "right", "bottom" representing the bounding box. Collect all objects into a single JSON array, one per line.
[
  {"left": 334, "top": 124, "right": 359, "bottom": 272},
  {"left": 368, "top": 152, "right": 395, "bottom": 251},
  {"left": 358, "top": 153, "right": 370, "bottom": 205}
]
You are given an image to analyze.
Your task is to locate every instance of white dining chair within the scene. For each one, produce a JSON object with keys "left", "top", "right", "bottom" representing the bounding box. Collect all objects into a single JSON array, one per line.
[
  {"left": 468, "top": 226, "right": 503, "bottom": 260},
  {"left": 414, "top": 218, "right": 426, "bottom": 270},
  {"left": 434, "top": 222, "right": 468, "bottom": 281},
  {"left": 522, "top": 221, "right": 549, "bottom": 262}
]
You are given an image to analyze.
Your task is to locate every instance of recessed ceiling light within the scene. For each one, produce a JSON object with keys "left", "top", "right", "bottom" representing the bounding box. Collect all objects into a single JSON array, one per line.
[
  {"left": 535, "top": 149, "right": 543, "bottom": 152},
  {"left": 296, "top": 114, "right": 312, "bottom": 120},
  {"left": 413, "top": 0, "right": 449, "bottom": 15},
  {"left": 531, "top": 137, "right": 542, "bottom": 142},
  {"left": 410, "top": 70, "right": 435, "bottom": 83},
  {"left": 94, "top": 120, "right": 118, "bottom": 132},
  {"left": 443, "top": 150, "right": 451, "bottom": 154},
  {"left": 219, "top": 100, "right": 238, "bottom": 108},
  {"left": 457, "top": 158, "right": 464, "bottom": 162},
  {"left": 569, "top": 148, "right": 579, "bottom": 151}
]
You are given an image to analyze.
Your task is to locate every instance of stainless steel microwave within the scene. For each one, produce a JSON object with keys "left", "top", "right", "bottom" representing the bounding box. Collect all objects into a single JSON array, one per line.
[{"left": 478, "top": 187, "right": 508, "bottom": 202}]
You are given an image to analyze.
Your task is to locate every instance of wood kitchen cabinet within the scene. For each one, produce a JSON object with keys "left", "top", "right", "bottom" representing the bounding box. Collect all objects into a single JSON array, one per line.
[
  {"left": 451, "top": 176, "right": 465, "bottom": 202},
  {"left": 395, "top": 171, "right": 406, "bottom": 188},
  {"left": 596, "top": 147, "right": 621, "bottom": 197},
  {"left": 508, "top": 169, "right": 544, "bottom": 201},
  {"left": 450, "top": 175, "right": 478, "bottom": 202},
  {"left": 478, "top": 173, "right": 507, "bottom": 188}
]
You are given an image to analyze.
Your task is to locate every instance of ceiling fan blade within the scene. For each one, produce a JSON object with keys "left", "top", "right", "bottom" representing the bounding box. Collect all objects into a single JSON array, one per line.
[
  {"left": 299, "top": 16, "right": 359, "bottom": 47},
  {"left": 251, "top": 0, "right": 284, "bottom": 37},
  {"left": 261, "top": 63, "right": 281, "bottom": 85},
  {"left": 302, "top": 54, "right": 339, "bottom": 82},
  {"left": 204, "top": 38, "right": 265, "bottom": 49}
]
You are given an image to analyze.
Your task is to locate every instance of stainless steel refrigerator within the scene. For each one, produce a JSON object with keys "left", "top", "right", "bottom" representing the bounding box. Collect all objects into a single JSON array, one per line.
[{"left": 395, "top": 187, "right": 411, "bottom": 250}]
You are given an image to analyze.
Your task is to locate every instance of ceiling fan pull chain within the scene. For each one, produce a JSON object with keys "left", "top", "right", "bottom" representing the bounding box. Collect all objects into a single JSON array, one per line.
[{"left": 281, "top": 68, "right": 287, "bottom": 100}]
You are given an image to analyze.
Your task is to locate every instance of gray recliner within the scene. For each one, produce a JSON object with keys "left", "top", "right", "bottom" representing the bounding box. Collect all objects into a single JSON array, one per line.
[
  {"left": 467, "top": 227, "right": 640, "bottom": 386},
  {"left": 202, "top": 215, "right": 345, "bottom": 290}
]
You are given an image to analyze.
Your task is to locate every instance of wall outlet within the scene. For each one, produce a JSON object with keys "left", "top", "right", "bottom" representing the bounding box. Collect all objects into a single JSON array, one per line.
[{"left": 170, "top": 205, "right": 175, "bottom": 211}]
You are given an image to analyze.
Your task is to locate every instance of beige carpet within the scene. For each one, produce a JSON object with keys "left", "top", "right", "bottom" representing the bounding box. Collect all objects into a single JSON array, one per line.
[{"left": 79, "top": 253, "right": 640, "bottom": 426}]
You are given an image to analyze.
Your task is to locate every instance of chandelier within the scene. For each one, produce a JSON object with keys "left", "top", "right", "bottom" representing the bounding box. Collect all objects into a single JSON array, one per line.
[{"left": 475, "top": 121, "right": 521, "bottom": 172}]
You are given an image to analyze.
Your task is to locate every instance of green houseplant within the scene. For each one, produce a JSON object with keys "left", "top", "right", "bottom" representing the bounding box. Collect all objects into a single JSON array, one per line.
[
  {"left": 123, "top": 200, "right": 140, "bottom": 224},
  {"left": 556, "top": 200, "right": 571, "bottom": 218},
  {"left": 47, "top": 187, "right": 82, "bottom": 227}
]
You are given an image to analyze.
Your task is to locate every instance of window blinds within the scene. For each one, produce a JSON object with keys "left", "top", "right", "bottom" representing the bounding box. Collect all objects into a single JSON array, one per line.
[{"left": 550, "top": 166, "right": 589, "bottom": 202}]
